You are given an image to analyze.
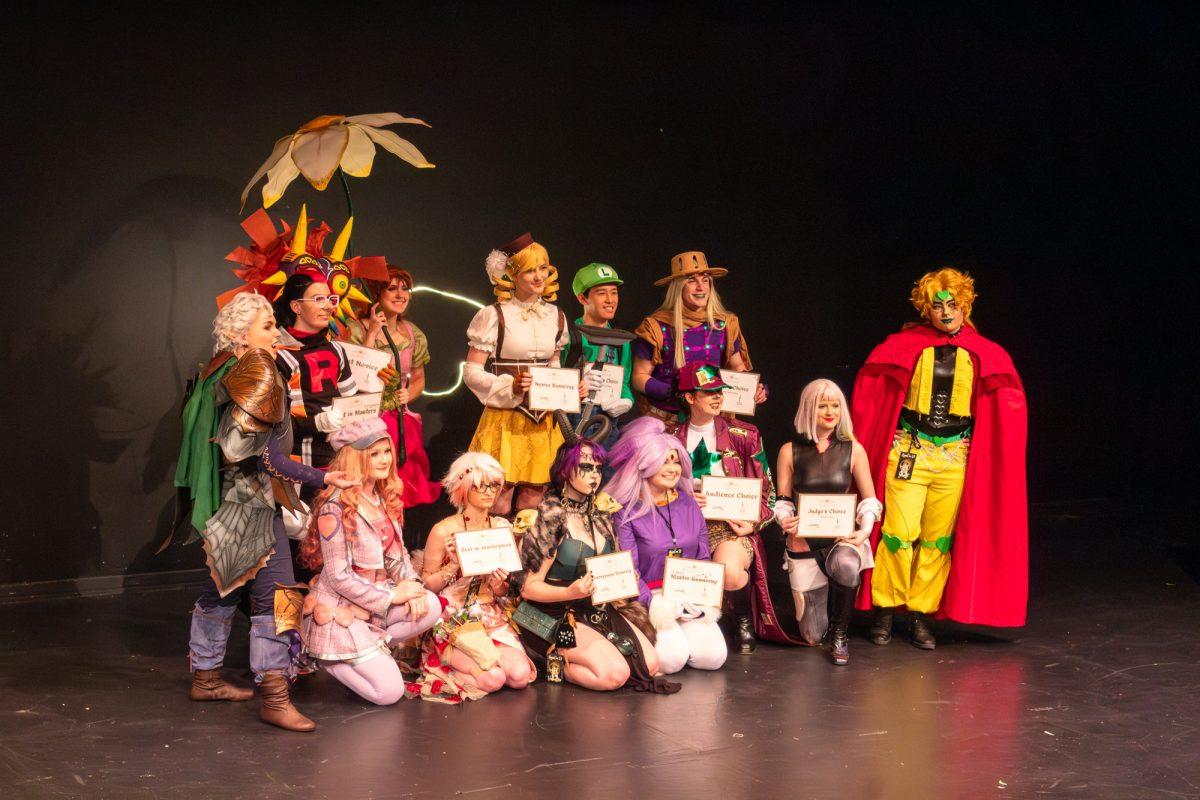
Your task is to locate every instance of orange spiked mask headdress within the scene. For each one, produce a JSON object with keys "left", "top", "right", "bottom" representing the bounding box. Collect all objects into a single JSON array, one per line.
[{"left": 220, "top": 205, "right": 389, "bottom": 326}]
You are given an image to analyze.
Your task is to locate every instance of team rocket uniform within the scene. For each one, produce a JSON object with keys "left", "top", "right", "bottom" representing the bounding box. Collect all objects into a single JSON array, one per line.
[
  {"left": 851, "top": 323, "right": 1027, "bottom": 626},
  {"left": 275, "top": 328, "right": 357, "bottom": 468}
]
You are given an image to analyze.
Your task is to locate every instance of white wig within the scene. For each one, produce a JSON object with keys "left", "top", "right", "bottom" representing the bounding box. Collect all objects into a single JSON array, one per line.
[
  {"left": 793, "top": 378, "right": 854, "bottom": 442},
  {"left": 442, "top": 451, "right": 507, "bottom": 510},
  {"left": 212, "top": 293, "right": 273, "bottom": 355}
]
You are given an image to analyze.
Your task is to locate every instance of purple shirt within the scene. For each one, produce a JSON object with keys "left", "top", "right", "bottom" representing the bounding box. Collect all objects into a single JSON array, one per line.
[
  {"left": 616, "top": 492, "right": 710, "bottom": 606},
  {"left": 632, "top": 321, "right": 740, "bottom": 414}
]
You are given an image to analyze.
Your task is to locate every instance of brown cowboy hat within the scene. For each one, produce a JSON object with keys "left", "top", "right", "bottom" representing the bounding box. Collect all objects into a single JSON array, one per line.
[{"left": 654, "top": 251, "right": 729, "bottom": 286}]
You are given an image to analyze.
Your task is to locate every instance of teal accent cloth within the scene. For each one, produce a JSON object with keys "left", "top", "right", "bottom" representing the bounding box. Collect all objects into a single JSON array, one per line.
[
  {"left": 174, "top": 359, "right": 235, "bottom": 534},
  {"left": 561, "top": 317, "right": 633, "bottom": 402}
]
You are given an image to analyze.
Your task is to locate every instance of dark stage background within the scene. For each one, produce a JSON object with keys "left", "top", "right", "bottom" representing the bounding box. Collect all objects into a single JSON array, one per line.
[{"left": 1, "top": 6, "right": 1194, "bottom": 586}]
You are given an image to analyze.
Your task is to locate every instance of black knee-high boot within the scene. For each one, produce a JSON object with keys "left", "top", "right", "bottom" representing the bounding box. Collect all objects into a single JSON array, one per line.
[
  {"left": 729, "top": 586, "right": 756, "bottom": 654},
  {"left": 827, "top": 583, "right": 855, "bottom": 666}
]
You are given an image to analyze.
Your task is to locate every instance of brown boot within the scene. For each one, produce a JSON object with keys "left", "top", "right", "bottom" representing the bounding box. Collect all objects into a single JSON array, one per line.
[
  {"left": 190, "top": 668, "right": 254, "bottom": 702},
  {"left": 258, "top": 672, "right": 316, "bottom": 732}
]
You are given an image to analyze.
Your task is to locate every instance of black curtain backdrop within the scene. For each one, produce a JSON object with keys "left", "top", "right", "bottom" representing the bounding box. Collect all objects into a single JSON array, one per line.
[{"left": 1, "top": 6, "right": 1194, "bottom": 584}]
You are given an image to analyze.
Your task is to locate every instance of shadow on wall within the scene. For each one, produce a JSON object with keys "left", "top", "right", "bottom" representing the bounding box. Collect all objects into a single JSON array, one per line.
[{"left": 3, "top": 175, "right": 242, "bottom": 586}]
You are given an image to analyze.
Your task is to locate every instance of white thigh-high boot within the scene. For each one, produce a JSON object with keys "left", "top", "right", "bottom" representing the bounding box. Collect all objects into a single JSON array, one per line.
[
  {"left": 680, "top": 617, "right": 728, "bottom": 670},
  {"left": 649, "top": 591, "right": 690, "bottom": 675},
  {"left": 654, "top": 625, "right": 691, "bottom": 675}
]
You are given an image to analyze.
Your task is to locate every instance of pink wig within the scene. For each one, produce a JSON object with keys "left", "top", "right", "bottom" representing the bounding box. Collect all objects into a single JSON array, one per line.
[
  {"left": 602, "top": 417, "right": 694, "bottom": 523},
  {"left": 442, "top": 451, "right": 506, "bottom": 510}
]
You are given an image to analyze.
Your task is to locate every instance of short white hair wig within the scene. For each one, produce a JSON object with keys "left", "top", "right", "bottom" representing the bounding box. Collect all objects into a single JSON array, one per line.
[
  {"left": 442, "top": 451, "right": 507, "bottom": 510},
  {"left": 212, "top": 293, "right": 273, "bottom": 355}
]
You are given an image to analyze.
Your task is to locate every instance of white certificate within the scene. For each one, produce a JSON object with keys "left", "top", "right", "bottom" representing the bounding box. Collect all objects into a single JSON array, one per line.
[
  {"left": 718, "top": 370, "right": 759, "bottom": 416},
  {"left": 583, "top": 362, "right": 625, "bottom": 408},
  {"left": 331, "top": 392, "right": 383, "bottom": 425},
  {"left": 455, "top": 527, "right": 523, "bottom": 577},
  {"left": 340, "top": 342, "right": 394, "bottom": 394},
  {"left": 585, "top": 550, "right": 640, "bottom": 605},
  {"left": 796, "top": 493, "right": 858, "bottom": 538},
  {"left": 661, "top": 557, "right": 725, "bottom": 608},
  {"left": 528, "top": 366, "right": 581, "bottom": 413},
  {"left": 700, "top": 476, "right": 763, "bottom": 523}
]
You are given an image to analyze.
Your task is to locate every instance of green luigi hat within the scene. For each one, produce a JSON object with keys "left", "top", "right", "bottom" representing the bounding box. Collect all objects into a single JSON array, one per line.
[
  {"left": 572, "top": 262, "right": 624, "bottom": 296},
  {"left": 677, "top": 362, "right": 729, "bottom": 393}
]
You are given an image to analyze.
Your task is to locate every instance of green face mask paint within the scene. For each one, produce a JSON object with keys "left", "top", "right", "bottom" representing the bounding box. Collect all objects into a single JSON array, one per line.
[{"left": 935, "top": 290, "right": 953, "bottom": 302}]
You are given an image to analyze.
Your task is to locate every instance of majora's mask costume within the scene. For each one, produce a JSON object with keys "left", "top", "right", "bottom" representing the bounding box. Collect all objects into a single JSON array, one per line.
[{"left": 220, "top": 204, "right": 388, "bottom": 327}]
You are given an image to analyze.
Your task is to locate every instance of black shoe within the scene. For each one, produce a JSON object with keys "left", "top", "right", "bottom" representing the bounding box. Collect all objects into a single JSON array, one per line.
[
  {"left": 869, "top": 607, "right": 893, "bottom": 646},
  {"left": 828, "top": 625, "right": 850, "bottom": 665},
  {"left": 827, "top": 584, "right": 853, "bottom": 665},
  {"left": 910, "top": 612, "right": 937, "bottom": 650},
  {"left": 735, "top": 615, "right": 757, "bottom": 654}
]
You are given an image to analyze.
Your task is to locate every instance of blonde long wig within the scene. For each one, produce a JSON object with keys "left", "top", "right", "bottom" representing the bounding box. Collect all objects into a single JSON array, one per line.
[
  {"left": 793, "top": 379, "right": 855, "bottom": 442},
  {"left": 299, "top": 438, "right": 404, "bottom": 570},
  {"left": 654, "top": 278, "right": 730, "bottom": 368}
]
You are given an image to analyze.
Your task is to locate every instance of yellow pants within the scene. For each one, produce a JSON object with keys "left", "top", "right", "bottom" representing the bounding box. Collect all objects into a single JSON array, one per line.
[{"left": 871, "top": 434, "right": 969, "bottom": 613}]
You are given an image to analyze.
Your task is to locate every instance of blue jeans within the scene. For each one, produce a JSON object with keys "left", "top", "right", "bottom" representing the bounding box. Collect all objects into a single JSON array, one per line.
[{"left": 189, "top": 515, "right": 293, "bottom": 675}]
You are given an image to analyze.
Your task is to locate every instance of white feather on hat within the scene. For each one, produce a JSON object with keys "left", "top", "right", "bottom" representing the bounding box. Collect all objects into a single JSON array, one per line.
[{"left": 484, "top": 249, "right": 510, "bottom": 284}]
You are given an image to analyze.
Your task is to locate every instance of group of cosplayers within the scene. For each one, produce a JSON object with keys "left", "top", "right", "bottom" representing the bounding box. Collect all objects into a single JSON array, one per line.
[{"left": 173, "top": 219, "right": 1027, "bottom": 731}]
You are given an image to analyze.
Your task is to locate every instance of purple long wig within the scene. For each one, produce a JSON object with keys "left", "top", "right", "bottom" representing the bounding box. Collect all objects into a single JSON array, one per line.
[
  {"left": 550, "top": 439, "right": 609, "bottom": 488},
  {"left": 601, "top": 418, "right": 694, "bottom": 523}
]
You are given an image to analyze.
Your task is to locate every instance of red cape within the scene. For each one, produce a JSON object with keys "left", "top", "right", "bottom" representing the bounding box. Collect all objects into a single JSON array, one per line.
[{"left": 851, "top": 324, "right": 1028, "bottom": 627}]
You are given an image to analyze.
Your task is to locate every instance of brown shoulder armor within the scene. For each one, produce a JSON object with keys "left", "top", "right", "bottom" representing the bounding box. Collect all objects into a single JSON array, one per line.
[{"left": 221, "top": 347, "right": 286, "bottom": 433}]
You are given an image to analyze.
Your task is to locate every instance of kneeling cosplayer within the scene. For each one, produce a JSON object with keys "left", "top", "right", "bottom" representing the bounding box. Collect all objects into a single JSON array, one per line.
[
  {"left": 514, "top": 437, "right": 678, "bottom": 693},
  {"left": 298, "top": 418, "right": 441, "bottom": 705},
  {"left": 608, "top": 417, "right": 729, "bottom": 675},
  {"left": 774, "top": 379, "right": 880, "bottom": 665}
]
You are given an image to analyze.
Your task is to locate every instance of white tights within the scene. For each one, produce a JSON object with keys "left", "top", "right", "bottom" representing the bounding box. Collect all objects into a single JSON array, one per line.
[{"left": 322, "top": 591, "right": 441, "bottom": 705}]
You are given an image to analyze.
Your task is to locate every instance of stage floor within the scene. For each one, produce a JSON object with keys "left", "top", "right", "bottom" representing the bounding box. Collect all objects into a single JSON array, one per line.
[{"left": 1, "top": 499, "right": 1197, "bottom": 800}]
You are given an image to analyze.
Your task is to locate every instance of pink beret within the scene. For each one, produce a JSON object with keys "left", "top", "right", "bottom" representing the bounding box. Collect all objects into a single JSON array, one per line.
[{"left": 328, "top": 417, "right": 389, "bottom": 452}]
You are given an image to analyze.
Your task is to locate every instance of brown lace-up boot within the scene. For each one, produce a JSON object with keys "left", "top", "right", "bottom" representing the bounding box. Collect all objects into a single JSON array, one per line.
[
  {"left": 189, "top": 669, "right": 254, "bottom": 702},
  {"left": 258, "top": 671, "right": 316, "bottom": 732}
]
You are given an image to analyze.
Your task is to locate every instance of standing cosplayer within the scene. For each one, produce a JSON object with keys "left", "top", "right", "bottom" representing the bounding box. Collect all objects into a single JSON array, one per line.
[
  {"left": 559, "top": 262, "right": 635, "bottom": 450},
  {"left": 514, "top": 438, "right": 678, "bottom": 693},
  {"left": 463, "top": 233, "right": 577, "bottom": 514},
  {"left": 852, "top": 268, "right": 1028, "bottom": 647},
  {"left": 177, "top": 294, "right": 356, "bottom": 732},
  {"left": 298, "top": 418, "right": 441, "bottom": 705},
  {"left": 671, "top": 363, "right": 775, "bottom": 655},
  {"left": 773, "top": 379, "right": 880, "bottom": 665},
  {"left": 608, "top": 417, "right": 728, "bottom": 675},
  {"left": 353, "top": 265, "right": 442, "bottom": 508},
  {"left": 631, "top": 251, "right": 765, "bottom": 426}
]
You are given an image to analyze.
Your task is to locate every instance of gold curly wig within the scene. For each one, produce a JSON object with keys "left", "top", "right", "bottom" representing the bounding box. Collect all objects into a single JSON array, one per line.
[
  {"left": 910, "top": 267, "right": 976, "bottom": 326},
  {"left": 492, "top": 241, "right": 559, "bottom": 302}
]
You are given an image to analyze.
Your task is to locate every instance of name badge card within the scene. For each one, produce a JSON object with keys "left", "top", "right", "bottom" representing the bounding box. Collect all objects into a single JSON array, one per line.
[
  {"left": 718, "top": 370, "right": 760, "bottom": 416},
  {"left": 661, "top": 557, "right": 725, "bottom": 608},
  {"left": 340, "top": 342, "right": 394, "bottom": 394},
  {"left": 700, "top": 476, "right": 763, "bottom": 523},
  {"left": 331, "top": 392, "right": 383, "bottom": 425},
  {"left": 583, "top": 362, "right": 625, "bottom": 408},
  {"left": 455, "top": 527, "right": 523, "bottom": 577},
  {"left": 528, "top": 366, "right": 581, "bottom": 414},
  {"left": 585, "top": 550, "right": 640, "bottom": 605},
  {"left": 796, "top": 493, "right": 858, "bottom": 538}
]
